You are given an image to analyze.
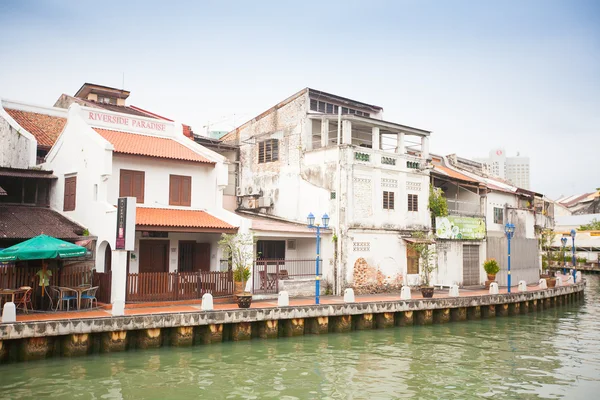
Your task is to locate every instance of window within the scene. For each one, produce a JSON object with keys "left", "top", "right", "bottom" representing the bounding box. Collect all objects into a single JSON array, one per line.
[
  {"left": 287, "top": 240, "right": 296, "bottom": 250},
  {"left": 408, "top": 194, "right": 418, "bottom": 212},
  {"left": 169, "top": 175, "right": 192, "bottom": 206},
  {"left": 494, "top": 207, "right": 504, "bottom": 224},
  {"left": 256, "top": 240, "right": 285, "bottom": 259},
  {"left": 309, "top": 99, "right": 369, "bottom": 117},
  {"left": 119, "top": 169, "right": 145, "bottom": 203},
  {"left": 63, "top": 176, "right": 77, "bottom": 211},
  {"left": 383, "top": 191, "right": 395, "bottom": 210},
  {"left": 258, "top": 139, "right": 279, "bottom": 163},
  {"left": 407, "top": 246, "right": 419, "bottom": 274}
]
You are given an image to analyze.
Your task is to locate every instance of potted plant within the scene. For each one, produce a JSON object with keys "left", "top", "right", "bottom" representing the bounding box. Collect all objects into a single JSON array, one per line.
[
  {"left": 483, "top": 258, "right": 499, "bottom": 282},
  {"left": 218, "top": 233, "right": 254, "bottom": 308},
  {"left": 408, "top": 232, "right": 437, "bottom": 298}
]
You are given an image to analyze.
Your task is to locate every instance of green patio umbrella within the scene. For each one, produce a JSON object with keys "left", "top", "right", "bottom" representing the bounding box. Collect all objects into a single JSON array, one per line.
[{"left": 0, "top": 234, "right": 88, "bottom": 298}]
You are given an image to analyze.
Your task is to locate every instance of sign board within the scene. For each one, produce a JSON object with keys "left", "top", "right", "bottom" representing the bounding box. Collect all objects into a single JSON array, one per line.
[
  {"left": 435, "top": 216, "right": 485, "bottom": 240},
  {"left": 115, "top": 197, "right": 136, "bottom": 251},
  {"left": 83, "top": 109, "right": 173, "bottom": 136}
]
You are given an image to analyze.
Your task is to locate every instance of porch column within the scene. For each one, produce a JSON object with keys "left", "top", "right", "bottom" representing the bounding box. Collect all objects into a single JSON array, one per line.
[
  {"left": 305, "top": 118, "right": 313, "bottom": 151},
  {"left": 342, "top": 120, "right": 352, "bottom": 145},
  {"left": 421, "top": 136, "right": 430, "bottom": 159},
  {"left": 396, "top": 132, "right": 405, "bottom": 154},
  {"left": 110, "top": 250, "right": 128, "bottom": 313},
  {"left": 372, "top": 127, "right": 380, "bottom": 150},
  {"left": 321, "top": 118, "right": 330, "bottom": 148}
]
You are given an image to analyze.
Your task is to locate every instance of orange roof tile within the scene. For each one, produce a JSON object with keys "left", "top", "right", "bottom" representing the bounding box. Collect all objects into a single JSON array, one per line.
[
  {"left": 433, "top": 165, "right": 479, "bottom": 183},
  {"left": 5, "top": 108, "right": 67, "bottom": 148},
  {"left": 136, "top": 208, "right": 235, "bottom": 230},
  {"left": 94, "top": 128, "right": 213, "bottom": 164}
]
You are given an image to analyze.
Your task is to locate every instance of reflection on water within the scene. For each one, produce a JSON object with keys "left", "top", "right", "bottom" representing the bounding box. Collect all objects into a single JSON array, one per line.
[{"left": 1, "top": 276, "right": 599, "bottom": 399}]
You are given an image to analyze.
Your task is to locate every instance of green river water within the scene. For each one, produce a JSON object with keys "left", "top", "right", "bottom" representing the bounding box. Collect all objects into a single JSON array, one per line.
[{"left": 1, "top": 276, "right": 599, "bottom": 399}]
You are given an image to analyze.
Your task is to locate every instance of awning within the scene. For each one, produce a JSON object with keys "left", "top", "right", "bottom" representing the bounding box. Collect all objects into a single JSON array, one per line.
[
  {"left": 136, "top": 207, "right": 237, "bottom": 233},
  {"left": 404, "top": 238, "right": 435, "bottom": 244},
  {"left": 0, "top": 205, "right": 86, "bottom": 240},
  {"left": 0, "top": 167, "right": 57, "bottom": 179}
]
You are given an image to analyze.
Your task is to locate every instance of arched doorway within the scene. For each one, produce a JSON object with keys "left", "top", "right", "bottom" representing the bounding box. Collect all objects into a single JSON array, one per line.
[
  {"left": 96, "top": 240, "right": 112, "bottom": 273},
  {"left": 104, "top": 243, "right": 112, "bottom": 272}
]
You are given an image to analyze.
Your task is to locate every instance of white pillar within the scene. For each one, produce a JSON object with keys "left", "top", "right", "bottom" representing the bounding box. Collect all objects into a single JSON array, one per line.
[
  {"left": 305, "top": 118, "right": 313, "bottom": 151},
  {"left": 372, "top": 126, "right": 380, "bottom": 150},
  {"left": 321, "top": 118, "right": 329, "bottom": 148},
  {"left": 342, "top": 120, "right": 352, "bottom": 145},
  {"left": 110, "top": 250, "right": 128, "bottom": 305},
  {"left": 396, "top": 132, "right": 405, "bottom": 154},
  {"left": 421, "top": 136, "right": 430, "bottom": 159}
]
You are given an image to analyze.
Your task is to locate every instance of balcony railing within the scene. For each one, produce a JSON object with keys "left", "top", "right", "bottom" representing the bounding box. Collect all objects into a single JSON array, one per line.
[{"left": 446, "top": 199, "right": 482, "bottom": 216}]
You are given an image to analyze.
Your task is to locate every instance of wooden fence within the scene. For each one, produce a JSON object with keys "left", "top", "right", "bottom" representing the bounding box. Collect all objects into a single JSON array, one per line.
[
  {"left": 126, "top": 271, "right": 234, "bottom": 302},
  {"left": 93, "top": 271, "right": 112, "bottom": 304}
]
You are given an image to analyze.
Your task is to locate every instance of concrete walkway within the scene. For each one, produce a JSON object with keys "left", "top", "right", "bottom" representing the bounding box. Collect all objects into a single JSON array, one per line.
[{"left": 10, "top": 277, "right": 576, "bottom": 324}]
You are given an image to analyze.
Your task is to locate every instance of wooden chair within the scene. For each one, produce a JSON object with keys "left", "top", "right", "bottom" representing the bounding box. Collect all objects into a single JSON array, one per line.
[
  {"left": 278, "top": 270, "right": 289, "bottom": 280},
  {"left": 15, "top": 286, "right": 33, "bottom": 314}
]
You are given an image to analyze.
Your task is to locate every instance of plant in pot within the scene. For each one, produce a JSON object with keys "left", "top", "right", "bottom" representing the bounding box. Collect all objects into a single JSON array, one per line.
[
  {"left": 408, "top": 232, "right": 437, "bottom": 298},
  {"left": 218, "top": 233, "right": 254, "bottom": 308},
  {"left": 483, "top": 258, "right": 500, "bottom": 282}
]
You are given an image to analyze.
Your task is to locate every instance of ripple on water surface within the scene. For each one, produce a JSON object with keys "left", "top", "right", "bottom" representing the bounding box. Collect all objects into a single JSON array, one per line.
[{"left": 1, "top": 277, "right": 599, "bottom": 399}]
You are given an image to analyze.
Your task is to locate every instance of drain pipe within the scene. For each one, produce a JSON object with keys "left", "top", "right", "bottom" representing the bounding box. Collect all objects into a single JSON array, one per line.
[{"left": 335, "top": 107, "right": 342, "bottom": 295}]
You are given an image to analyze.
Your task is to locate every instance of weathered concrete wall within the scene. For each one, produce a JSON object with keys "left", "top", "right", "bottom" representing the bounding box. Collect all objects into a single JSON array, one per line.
[{"left": 0, "top": 112, "right": 36, "bottom": 168}]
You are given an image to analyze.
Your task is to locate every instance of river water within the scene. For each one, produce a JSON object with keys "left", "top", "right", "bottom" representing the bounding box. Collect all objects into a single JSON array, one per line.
[{"left": 1, "top": 276, "right": 599, "bottom": 399}]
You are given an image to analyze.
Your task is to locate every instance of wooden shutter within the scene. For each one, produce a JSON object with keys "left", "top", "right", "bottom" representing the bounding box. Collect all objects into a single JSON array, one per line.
[
  {"left": 169, "top": 175, "right": 181, "bottom": 205},
  {"left": 383, "top": 191, "right": 395, "bottom": 210},
  {"left": 182, "top": 176, "right": 191, "bottom": 206},
  {"left": 408, "top": 194, "right": 418, "bottom": 211},
  {"left": 63, "top": 176, "right": 76, "bottom": 211},
  {"left": 119, "top": 170, "right": 132, "bottom": 197},
  {"left": 271, "top": 139, "right": 279, "bottom": 161},
  {"left": 258, "top": 141, "right": 265, "bottom": 163},
  {"left": 133, "top": 171, "right": 145, "bottom": 203},
  {"left": 407, "top": 246, "right": 419, "bottom": 274}
]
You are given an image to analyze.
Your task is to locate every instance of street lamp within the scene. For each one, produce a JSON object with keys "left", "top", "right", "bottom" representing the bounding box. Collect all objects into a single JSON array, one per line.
[
  {"left": 570, "top": 229, "right": 577, "bottom": 283},
  {"left": 504, "top": 223, "right": 515, "bottom": 293},
  {"left": 561, "top": 237, "right": 568, "bottom": 276},
  {"left": 307, "top": 212, "right": 329, "bottom": 305}
]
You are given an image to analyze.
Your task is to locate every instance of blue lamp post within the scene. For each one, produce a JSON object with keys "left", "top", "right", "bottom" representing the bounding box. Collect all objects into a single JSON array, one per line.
[
  {"left": 561, "top": 237, "right": 568, "bottom": 276},
  {"left": 504, "top": 223, "right": 515, "bottom": 293},
  {"left": 307, "top": 212, "right": 329, "bottom": 305},
  {"left": 570, "top": 229, "right": 577, "bottom": 283}
]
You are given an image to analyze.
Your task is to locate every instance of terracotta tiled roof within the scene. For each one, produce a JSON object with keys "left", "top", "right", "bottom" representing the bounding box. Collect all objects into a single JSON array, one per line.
[
  {"left": 4, "top": 108, "right": 66, "bottom": 148},
  {"left": 136, "top": 208, "right": 235, "bottom": 230},
  {"left": 94, "top": 128, "right": 213, "bottom": 164},
  {"left": 433, "top": 165, "right": 479, "bottom": 184},
  {"left": 0, "top": 205, "right": 86, "bottom": 240}
]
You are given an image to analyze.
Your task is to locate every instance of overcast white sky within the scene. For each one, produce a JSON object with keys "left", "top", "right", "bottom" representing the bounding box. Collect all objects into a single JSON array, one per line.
[{"left": 0, "top": 0, "right": 598, "bottom": 199}]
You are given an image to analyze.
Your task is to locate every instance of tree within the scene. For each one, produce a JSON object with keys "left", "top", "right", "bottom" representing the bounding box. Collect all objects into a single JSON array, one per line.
[
  {"left": 579, "top": 218, "right": 600, "bottom": 231},
  {"left": 408, "top": 231, "right": 437, "bottom": 287},
  {"left": 218, "top": 233, "right": 254, "bottom": 294},
  {"left": 540, "top": 229, "right": 557, "bottom": 263},
  {"left": 428, "top": 184, "right": 449, "bottom": 218}
]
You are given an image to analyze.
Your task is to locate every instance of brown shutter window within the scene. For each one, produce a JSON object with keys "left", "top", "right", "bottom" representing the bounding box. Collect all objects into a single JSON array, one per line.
[
  {"left": 63, "top": 176, "right": 77, "bottom": 211},
  {"left": 407, "top": 247, "right": 419, "bottom": 274},
  {"left": 408, "top": 194, "right": 419, "bottom": 212},
  {"left": 119, "top": 169, "right": 145, "bottom": 203},
  {"left": 383, "top": 191, "right": 394, "bottom": 210},
  {"left": 169, "top": 175, "right": 191, "bottom": 206}
]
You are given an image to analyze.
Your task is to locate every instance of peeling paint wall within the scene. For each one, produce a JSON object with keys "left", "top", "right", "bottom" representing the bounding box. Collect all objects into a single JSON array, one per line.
[{"left": 0, "top": 115, "right": 35, "bottom": 168}]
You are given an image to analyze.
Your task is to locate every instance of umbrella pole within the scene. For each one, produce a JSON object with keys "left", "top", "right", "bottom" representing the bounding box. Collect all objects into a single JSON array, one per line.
[{"left": 41, "top": 261, "right": 46, "bottom": 310}]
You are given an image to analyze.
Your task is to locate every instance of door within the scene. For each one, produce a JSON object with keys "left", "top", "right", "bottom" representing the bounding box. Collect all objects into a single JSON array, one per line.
[
  {"left": 178, "top": 241, "right": 195, "bottom": 272},
  {"left": 139, "top": 240, "right": 169, "bottom": 273},
  {"left": 104, "top": 243, "right": 112, "bottom": 273},
  {"left": 194, "top": 243, "right": 210, "bottom": 272},
  {"left": 462, "top": 244, "right": 480, "bottom": 286}
]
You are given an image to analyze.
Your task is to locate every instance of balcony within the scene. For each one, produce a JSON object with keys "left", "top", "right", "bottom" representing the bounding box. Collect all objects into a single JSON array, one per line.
[{"left": 446, "top": 199, "right": 482, "bottom": 216}]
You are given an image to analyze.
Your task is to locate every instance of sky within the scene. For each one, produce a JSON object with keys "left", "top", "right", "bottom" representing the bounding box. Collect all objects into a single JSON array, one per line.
[{"left": 0, "top": 0, "right": 598, "bottom": 199}]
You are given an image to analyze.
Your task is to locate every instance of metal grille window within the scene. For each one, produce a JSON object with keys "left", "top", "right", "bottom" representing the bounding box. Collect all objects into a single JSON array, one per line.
[
  {"left": 258, "top": 139, "right": 279, "bottom": 163},
  {"left": 493, "top": 207, "right": 504, "bottom": 224},
  {"left": 408, "top": 194, "right": 418, "bottom": 211},
  {"left": 383, "top": 191, "right": 395, "bottom": 210},
  {"left": 309, "top": 99, "right": 370, "bottom": 117}
]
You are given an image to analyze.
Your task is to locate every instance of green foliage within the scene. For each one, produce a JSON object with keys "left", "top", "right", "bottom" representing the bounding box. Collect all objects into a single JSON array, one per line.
[
  {"left": 579, "top": 218, "right": 600, "bottom": 231},
  {"left": 428, "top": 184, "right": 449, "bottom": 218},
  {"left": 576, "top": 257, "right": 587, "bottom": 264},
  {"left": 483, "top": 258, "right": 500, "bottom": 275},
  {"left": 218, "top": 233, "right": 254, "bottom": 291},
  {"left": 408, "top": 231, "right": 437, "bottom": 287},
  {"left": 82, "top": 229, "right": 90, "bottom": 236}
]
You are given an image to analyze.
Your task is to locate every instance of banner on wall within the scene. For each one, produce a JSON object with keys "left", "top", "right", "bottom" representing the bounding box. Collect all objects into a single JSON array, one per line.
[{"left": 435, "top": 216, "right": 485, "bottom": 240}]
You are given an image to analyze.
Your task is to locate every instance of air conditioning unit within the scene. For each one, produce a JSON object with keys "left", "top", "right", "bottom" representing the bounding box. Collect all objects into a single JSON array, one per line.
[
  {"left": 259, "top": 196, "right": 273, "bottom": 208},
  {"left": 236, "top": 187, "right": 243, "bottom": 196},
  {"left": 247, "top": 198, "right": 259, "bottom": 209},
  {"left": 246, "top": 186, "right": 255, "bottom": 195}
]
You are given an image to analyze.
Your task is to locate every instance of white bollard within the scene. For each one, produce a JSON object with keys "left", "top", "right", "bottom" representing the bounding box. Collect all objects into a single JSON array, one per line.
[
  {"left": 539, "top": 279, "right": 548, "bottom": 289},
  {"left": 111, "top": 300, "right": 125, "bottom": 317},
  {"left": 566, "top": 275, "right": 574, "bottom": 284},
  {"left": 343, "top": 288, "right": 355, "bottom": 303},
  {"left": 400, "top": 286, "right": 412, "bottom": 300},
  {"left": 489, "top": 282, "right": 499, "bottom": 295},
  {"left": 449, "top": 284, "right": 459, "bottom": 297},
  {"left": 576, "top": 271, "right": 582, "bottom": 282},
  {"left": 2, "top": 302, "right": 16, "bottom": 323},
  {"left": 201, "top": 293, "right": 214, "bottom": 311},
  {"left": 278, "top": 291, "right": 289, "bottom": 307},
  {"left": 518, "top": 280, "right": 527, "bottom": 292},
  {"left": 555, "top": 276, "right": 563, "bottom": 287}
]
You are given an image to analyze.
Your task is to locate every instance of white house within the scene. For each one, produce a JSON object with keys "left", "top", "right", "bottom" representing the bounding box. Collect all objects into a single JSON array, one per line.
[{"left": 222, "top": 88, "right": 432, "bottom": 294}]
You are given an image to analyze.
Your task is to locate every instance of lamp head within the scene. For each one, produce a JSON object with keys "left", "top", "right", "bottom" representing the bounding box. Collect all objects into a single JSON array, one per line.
[
  {"left": 322, "top": 213, "right": 330, "bottom": 229},
  {"left": 307, "top": 212, "right": 315, "bottom": 228},
  {"left": 504, "top": 223, "right": 515, "bottom": 237},
  {"left": 570, "top": 229, "right": 576, "bottom": 238},
  {"left": 561, "top": 237, "right": 567, "bottom": 246}
]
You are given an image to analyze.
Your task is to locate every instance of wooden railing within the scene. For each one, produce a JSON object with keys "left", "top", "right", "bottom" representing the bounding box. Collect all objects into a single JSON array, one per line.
[
  {"left": 252, "top": 259, "right": 322, "bottom": 294},
  {"left": 93, "top": 271, "right": 112, "bottom": 304},
  {"left": 126, "top": 271, "right": 234, "bottom": 303}
]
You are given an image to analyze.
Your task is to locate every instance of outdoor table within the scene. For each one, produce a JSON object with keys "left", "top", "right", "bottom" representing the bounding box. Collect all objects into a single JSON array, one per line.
[
  {"left": 58, "top": 286, "right": 90, "bottom": 310},
  {"left": 0, "top": 288, "right": 26, "bottom": 308}
]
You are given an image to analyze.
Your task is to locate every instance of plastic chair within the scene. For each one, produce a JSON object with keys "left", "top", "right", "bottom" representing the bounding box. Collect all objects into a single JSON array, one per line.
[
  {"left": 57, "top": 287, "right": 78, "bottom": 311},
  {"left": 15, "top": 287, "right": 33, "bottom": 313},
  {"left": 81, "top": 286, "right": 99, "bottom": 309}
]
